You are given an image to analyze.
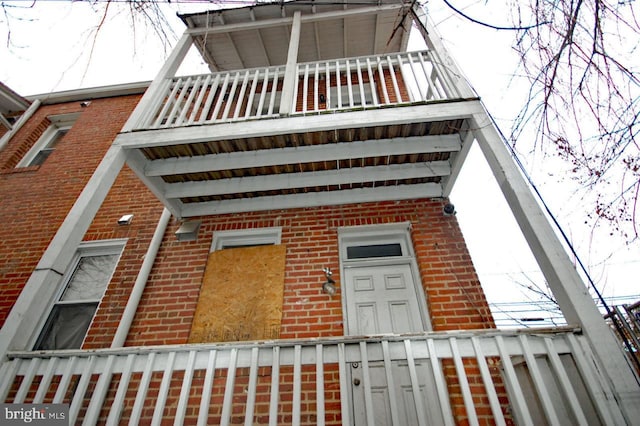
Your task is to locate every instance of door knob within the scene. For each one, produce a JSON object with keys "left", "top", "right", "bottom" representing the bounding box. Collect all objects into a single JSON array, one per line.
[{"left": 353, "top": 378, "right": 361, "bottom": 386}]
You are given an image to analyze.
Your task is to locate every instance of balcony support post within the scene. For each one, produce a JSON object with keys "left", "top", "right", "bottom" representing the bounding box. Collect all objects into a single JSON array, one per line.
[
  {"left": 122, "top": 32, "right": 193, "bottom": 132},
  {"left": 0, "top": 144, "right": 127, "bottom": 360},
  {"left": 410, "top": 5, "right": 475, "bottom": 99},
  {"left": 279, "top": 11, "right": 302, "bottom": 115},
  {"left": 470, "top": 108, "right": 640, "bottom": 424}
]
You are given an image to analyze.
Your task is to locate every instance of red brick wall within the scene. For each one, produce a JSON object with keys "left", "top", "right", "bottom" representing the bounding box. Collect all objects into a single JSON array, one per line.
[
  {"left": 0, "top": 95, "right": 144, "bottom": 327},
  {"left": 109, "top": 198, "right": 491, "bottom": 348}
]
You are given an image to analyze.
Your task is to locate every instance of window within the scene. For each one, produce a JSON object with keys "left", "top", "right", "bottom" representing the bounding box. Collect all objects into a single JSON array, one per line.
[
  {"left": 18, "top": 113, "right": 79, "bottom": 167},
  {"left": 34, "top": 240, "right": 124, "bottom": 350},
  {"left": 189, "top": 227, "right": 285, "bottom": 343}
]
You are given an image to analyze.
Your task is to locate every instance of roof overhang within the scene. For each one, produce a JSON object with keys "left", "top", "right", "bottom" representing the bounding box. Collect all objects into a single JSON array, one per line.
[{"left": 178, "top": 0, "right": 413, "bottom": 72}]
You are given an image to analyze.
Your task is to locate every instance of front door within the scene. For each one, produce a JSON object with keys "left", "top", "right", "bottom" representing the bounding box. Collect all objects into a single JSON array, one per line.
[{"left": 340, "top": 225, "right": 448, "bottom": 425}]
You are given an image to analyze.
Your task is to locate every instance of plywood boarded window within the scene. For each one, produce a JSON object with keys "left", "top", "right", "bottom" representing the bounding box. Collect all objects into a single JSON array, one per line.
[{"left": 188, "top": 243, "right": 286, "bottom": 343}]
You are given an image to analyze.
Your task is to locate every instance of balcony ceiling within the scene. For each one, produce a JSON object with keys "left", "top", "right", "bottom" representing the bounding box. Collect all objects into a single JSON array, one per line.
[
  {"left": 178, "top": 0, "right": 412, "bottom": 71},
  {"left": 125, "top": 112, "right": 466, "bottom": 218}
]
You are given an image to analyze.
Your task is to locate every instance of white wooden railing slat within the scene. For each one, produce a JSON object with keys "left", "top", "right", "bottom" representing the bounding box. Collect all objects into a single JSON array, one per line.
[
  {"left": 164, "top": 77, "right": 191, "bottom": 127},
  {"left": 470, "top": 337, "right": 506, "bottom": 426},
  {"left": 404, "top": 339, "right": 428, "bottom": 426},
  {"left": 198, "top": 74, "right": 220, "bottom": 123},
  {"left": 566, "top": 334, "right": 621, "bottom": 425},
  {"left": 233, "top": 70, "right": 251, "bottom": 119},
  {"left": 387, "top": 55, "right": 402, "bottom": 103},
  {"left": 83, "top": 354, "right": 116, "bottom": 426},
  {"left": 359, "top": 341, "right": 375, "bottom": 426},
  {"left": 174, "top": 350, "right": 197, "bottom": 426},
  {"left": 450, "top": 337, "right": 479, "bottom": 426},
  {"left": 243, "top": 347, "right": 260, "bottom": 426},
  {"left": 381, "top": 340, "right": 401, "bottom": 426},
  {"left": 69, "top": 356, "right": 97, "bottom": 425},
  {"left": 14, "top": 357, "right": 40, "bottom": 403},
  {"left": 518, "top": 335, "right": 561, "bottom": 426},
  {"left": 220, "top": 348, "right": 238, "bottom": 426},
  {"left": 33, "top": 357, "right": 58, "bottom": 404},
  {"left": 128, "top": 352, "right": 156, "bottom": 426},
  {"left": 495, "top": 336, "right": 534, "bottom": 426},
  {"left": 107, "top": 353, "right": 136, "bottom": 426},
  {"left": 337, "top": 343, "right": 350, "bottom": 426},
  {"left": 151, "top": 351, "right": 176, "bottom": 426},
  {"left": 268, "top": 346, "right": 280, "bottom": 426},
  {"left": 177, "top": 75, "right": 201, "bottom": 126},
  {"left": 188, "top": 74, "right": 211, "bottom": 124},
  {"left": 377, "top": 57, "right": 390, "bottom": 104},
  {"left": 244, "top": 69, "right": 261, "bottom": 120},
  {"left": 366, "top": 58, "right": 379, "bottom": 106},
  {"left": 292, "top": 344, "right": 302, "bottom": 426},
  {"left": 427, "top": 338, "right": 455, "bottom": 426},
  {"left": 210, "top": 73, "right": 230, "bottom": 122},
  {"left": 53, "top": 356, "right": 78, "bottom": 404},
  {"left": 197, "top": 349, "right": 217, "bottom": 426},
  {"left": 543, "top": 337, "right": 589, "bottom": 425},
  {"left": 221, "top": 72, "right": 240, "bottom": 120},
  {"left": 315, "top": 344, "right": 326, "bottom": 426}
]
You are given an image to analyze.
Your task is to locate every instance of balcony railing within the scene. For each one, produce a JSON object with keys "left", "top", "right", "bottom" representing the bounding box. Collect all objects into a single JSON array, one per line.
[
  {"left": 0, "top": 329, "right": 623, "bottom": 425},
  {"left": 137, "top": 50, "right": 458, "bottom": 131}
]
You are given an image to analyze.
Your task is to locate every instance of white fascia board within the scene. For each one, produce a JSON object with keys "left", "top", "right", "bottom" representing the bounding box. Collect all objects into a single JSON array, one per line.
[
  {"left": 115, "top": 100, "right": 482, "bottom": 149},
  {"left": 180, "top": 182, "right": 442, "bottom": 217},
  {"left": 164, "top": 161, "right": 451, "bottom": 198},
  {"left": 186, "top": 4, "right": 403, "bottom": 36},
  {"left": 144, "top": 134, "right": 460, "bottom": 177}
]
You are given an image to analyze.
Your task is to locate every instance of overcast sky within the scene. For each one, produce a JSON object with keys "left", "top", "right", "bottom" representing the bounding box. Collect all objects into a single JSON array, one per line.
[{"left": 1, "top": 0, "right": 638, "bottom": 324}]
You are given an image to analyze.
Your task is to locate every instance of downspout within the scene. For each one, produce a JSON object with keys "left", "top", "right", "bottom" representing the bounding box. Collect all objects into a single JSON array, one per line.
[
  {"left": 111, "top": 207, "right": 172, "bottom": 348},
  {"left": 0, "top": 99, "right": 41, "bottom": 152}
]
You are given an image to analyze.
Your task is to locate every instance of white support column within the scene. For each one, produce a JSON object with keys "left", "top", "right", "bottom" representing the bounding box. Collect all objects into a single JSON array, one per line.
[
  {"left": 0, "top": 144, "right": 127, "bottom": 360},
  {"left": 122, "top": 32, "right": 194, "bottom": 132},
  {"left": 410, "top": 5, "right": 476, "bottom": 99},
  {"left": 470, "top": 110, "right": 639, "bottom": 423},
  {"left": 279, "top": 11, "right": 302, "bottom": 115}
]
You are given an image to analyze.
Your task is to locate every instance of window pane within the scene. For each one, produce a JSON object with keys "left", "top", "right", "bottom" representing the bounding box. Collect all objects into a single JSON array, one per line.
[
  {"left": 46, "top": 128, "right": 68, "bottom": 149},
  {"left": 347, "top": 243, "right": 402, "bottom": 259},
  {"left": 60, "top": 254, "right": 118, "bottom": 301},
  {"left": 28, "top": 149, "right": 54, "bottom": 166},
  {"left": 35, "top": 303, "right": 97, "bottom": 350}
]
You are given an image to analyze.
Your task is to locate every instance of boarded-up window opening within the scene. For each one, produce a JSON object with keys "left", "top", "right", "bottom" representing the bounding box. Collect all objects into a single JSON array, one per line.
[{"left": 188, "top": 244, "right": 286, "bottom": 343}]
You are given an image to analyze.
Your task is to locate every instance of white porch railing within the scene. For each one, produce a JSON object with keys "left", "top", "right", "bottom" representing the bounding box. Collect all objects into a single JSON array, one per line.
[
  {"left": 138, "top": 50, "right": 458, "bottom": 131},
  {"left": 0, "top": 329, "right": 623, "bottom": 425}
]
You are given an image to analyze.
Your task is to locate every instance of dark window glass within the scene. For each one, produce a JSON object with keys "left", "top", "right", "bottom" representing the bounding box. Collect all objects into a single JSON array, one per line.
[{"left": 347, "top": 243, "right": 402, "bottom": 259}]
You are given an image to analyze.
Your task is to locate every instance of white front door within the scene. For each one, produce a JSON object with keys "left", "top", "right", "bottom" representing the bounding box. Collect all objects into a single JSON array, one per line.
[
  {"left": 344, "top": 263, "right": 425, "bottom": 335},
  {"left": 339, "top": 225, "right": 449, "bottom": 425}
]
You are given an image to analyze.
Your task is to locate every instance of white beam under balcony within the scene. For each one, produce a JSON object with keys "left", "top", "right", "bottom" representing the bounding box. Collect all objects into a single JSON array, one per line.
[
  {"left": 116, "top": 100, "right": 482, "bottom": 149},
  {"left": 180, "top": 182, "right": 442, "bottom": 217},
  {"left": 143, "top": 134, "right": 460, "bottom": 177},
  {"left": 164, "top": 161, "right": 451, "bottom": 199},
  {"left": 471, "top": 109, "right": 640, "bottom": 423}
]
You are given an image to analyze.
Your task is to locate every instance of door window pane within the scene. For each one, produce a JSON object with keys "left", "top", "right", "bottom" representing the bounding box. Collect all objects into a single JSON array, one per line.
[{"left": 347, "top": 243, "right": 402, "bottom": 259}]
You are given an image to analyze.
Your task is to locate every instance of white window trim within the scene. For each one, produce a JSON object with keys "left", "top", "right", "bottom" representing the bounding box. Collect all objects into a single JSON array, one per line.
[
  {"left": 210, "top": 227, "right": 282, "bottom": 252},
  {"left": 17, "top": 113, "right": 79, "bottom": 168},
  {"left": 30, "top": 239, "right": 126, "bottom": 349}
]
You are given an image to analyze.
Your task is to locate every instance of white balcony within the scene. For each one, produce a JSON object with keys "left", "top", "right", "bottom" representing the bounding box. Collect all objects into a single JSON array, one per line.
[
  {"left": 0, "top": 329, "right": 624, "bottom": 425},
  {"left": 135, "top": 50, "right": 459, "bottom": 131}
]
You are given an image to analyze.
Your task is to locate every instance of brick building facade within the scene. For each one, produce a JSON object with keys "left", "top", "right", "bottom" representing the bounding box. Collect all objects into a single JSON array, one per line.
[{"left": 0, "top": 1, "right": 637, "bottom": 424}]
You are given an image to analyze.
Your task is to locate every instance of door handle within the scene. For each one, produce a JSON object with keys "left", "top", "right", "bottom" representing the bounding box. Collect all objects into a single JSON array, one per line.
[{"left": 353, "top": 378, "right": 360, "bottom": 386}]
